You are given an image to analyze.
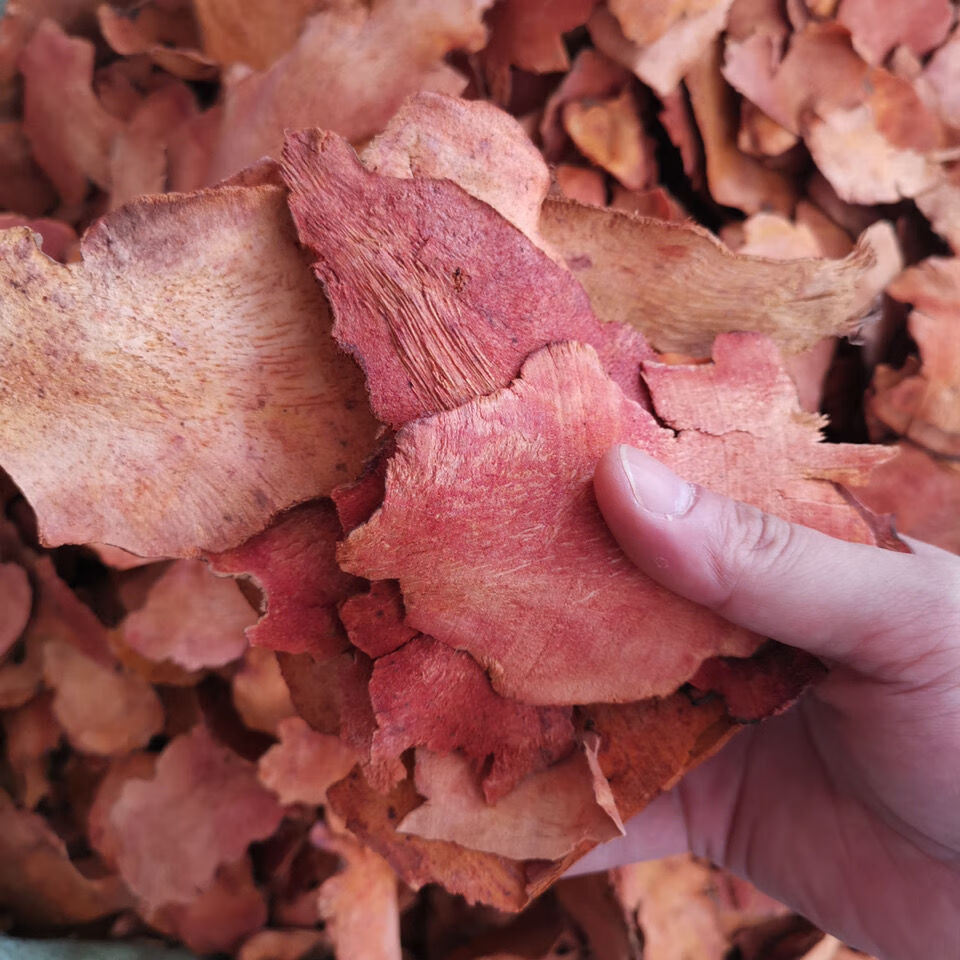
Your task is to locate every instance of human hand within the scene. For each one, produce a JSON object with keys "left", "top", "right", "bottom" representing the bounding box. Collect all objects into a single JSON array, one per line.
[{"left": 577, "top": 446, "right": 960, "bottom": 959}]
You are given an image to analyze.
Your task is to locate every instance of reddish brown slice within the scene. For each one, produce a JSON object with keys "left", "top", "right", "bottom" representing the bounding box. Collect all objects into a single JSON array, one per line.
[
  {"left": 339, "top": 580, "right": 417, "bottom": 659},
  {"left": 342, "top": 338, "right": 891, "bottom": 705},
  {"left": 110, "top": 724, "right": 284, "bottom": 907},
  {"left": 0, "top": 184, "right": 377, "bottom": 558},
  {"left": 280, "top": 129, "right": 654, "bottom": 429},
  {"left": 209, "top": 500, "right": 360, "bottom": 657},
  {"left": 369, "top": 635, "right": 575, "bottom": 803}
]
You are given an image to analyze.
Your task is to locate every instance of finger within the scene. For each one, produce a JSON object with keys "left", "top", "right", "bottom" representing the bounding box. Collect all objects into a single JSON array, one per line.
[{"left": 593, "top": 445, "right": 960, "bottom": 676}]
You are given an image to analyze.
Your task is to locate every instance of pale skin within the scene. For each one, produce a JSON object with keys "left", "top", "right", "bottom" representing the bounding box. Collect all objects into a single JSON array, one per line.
[{"left": 578, "top": 445, "right": 960, "bottom": 960}]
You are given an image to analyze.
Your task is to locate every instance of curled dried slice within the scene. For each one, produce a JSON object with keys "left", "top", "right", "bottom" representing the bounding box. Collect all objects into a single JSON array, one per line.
[
  {"left": 370, "top": 635, "right": 575, "bottom": 803},
  {"left": 258, "top": 716, "right": 358, "bottom": 806},
  {"left": 540, "top": 197, "right": 900, "bottom": 355},
  {"left": 0, "top": 183, "right": 377, "bottom": 557},
  {"left": 110, "top": 725, "right": 284, "bottom": 907},
  {"left": 209, "top": 500, "right": 360, "bottom": 658},
  {"left": 339, "top": 580, "right": 416, "bottom": 659},
  {"left": 121, "top": 559, "right": 253, "bottom": 670},
  {"left": 0, "top": 562, "right": 30, "bottom": 659},
  {"left": 398, "top": 742, "right": 624, "bottom": 861}
]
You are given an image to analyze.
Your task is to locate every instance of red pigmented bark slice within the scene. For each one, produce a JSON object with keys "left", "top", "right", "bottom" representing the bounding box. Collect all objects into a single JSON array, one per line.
[
  {"left": 280, "top": 129, "right": 654, "bottom": 428},
  {"left": 339, "top": 580, "right": 416, "bottom": 659},
  {"left": 837, "top": 0, "right": 953, "bottom": 65},
  {"left": 209, "top": 500, "right": 361, "bottom": 658},
  {"left": 370, "top": 635, "right": 575, "bottom": 803},
  {"left": 2, "top": 693, "right": 60, "bottom": 808},
  {"left": 109, "top": 724, "right": 284, "bottom": 907},
  {"left": 399, "top": 741, "right": 623, "bottom": 862},
  {"left": 0, "top": 562, "right": 30, "bottom": 659},
  {"left": 258, "top": 716, "right": 359, "bottom": 806},
  {"left": 0, "top": 184, "right": 377, "bottom": 558},
  {"left": 331, "top": 437, "right": 396, "bottom": 534},
  {"left": 232, "top": 647, "right": 296, "bottom": 736},
  {"left": 121, "top": 559, "right": 254, "bottom": 670},
  {"left": 0, "top": 215, "right": 77, "bottom": 262},
  {"left": 342, "top": 338, "right": 892, "bottom": 705},
  {"left": 689, "top": 644, "right": 827, "bottom": 723}
]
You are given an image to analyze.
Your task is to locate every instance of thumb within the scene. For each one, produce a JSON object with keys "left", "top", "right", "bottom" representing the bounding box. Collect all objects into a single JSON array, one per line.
[{"left": 593, "top": 445, "right": 960, "bottom": 679}]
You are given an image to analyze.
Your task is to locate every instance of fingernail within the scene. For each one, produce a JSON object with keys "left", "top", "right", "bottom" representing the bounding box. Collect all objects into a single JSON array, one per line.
[{"left": 617, "top": 445, "right": 696, "bottom": 518}]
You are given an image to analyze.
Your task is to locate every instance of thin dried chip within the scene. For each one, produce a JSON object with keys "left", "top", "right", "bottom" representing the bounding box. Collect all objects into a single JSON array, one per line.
[
  {"left": 837, "top": 0, "right": 953, "bottom": 65},
  {"left": 685, "top": 39, "right": 797, "bottom": 215},
  {"left": 209, "top": 500, "right": 361, "bottom": 658},
  {"left": 43, "top": 639, "right": 165, "bottom": 755},
  {"left": 399, "top": 740, "right": 623, "bottom": 861},
  {"left": 147, "top": 857, "right": 268, "bottom": 955},
  {"left": 232, "top": 646, "right": 297, "bottom": 735},
  {"left": 19, "top": 18, "right": 122, "bottom": 205},
  {"left": 541, "top": 49, "right": 632, "bottom": 159},
  {"left": 206, "top": 0, "right": 490, "bottom": 182},
  {"left": 361, "top": 93, "right": 551, "bottom": 249},
  {"left": 0, "top": 787, "right": 129, "bottom": 925},
  {"left": 98, "top": 5, "right": 217, "bottom": 82},
  {"left": 871, "top": 258, "right": 960, "bottom": 455},
  {"left": 563, "top": 87, "right": 655, "bottom": 191},
  {"left": 479, "top": 0, "right": 599, "bottom": 102},
  {"left": 370, "top": 636, "right": 575, "bottom": 802},
  {"left": 0, "top": 561, "right": 30, "bottom": 658},
  {"left": 689, "top": 644, "right": 827, "bottom": 722},
  {"left": 339, "top": 580, "right": 416, "bottom": 659},
  {"left": 0, "top": 183, "right": 378, "bottom": 558},
  {"left": 343, "top": 338, "right": 891, "bottom": 704},
  {"left": 110, "top": 724, "right": 284, "bottom": 907},
  {"left": 327, "top": 768, "right": 533, "bottom": 911},
  {"left": 88, "top": 751, "right": 158, "bottom": 868},
  {"left": 193, "top": 0, "right": 321, "bottom": 69},
  {"left": 589, "top": 2, "right": 734, "bottom": 96},
  {"left": 853, "top": 442, "right": 960, "bottom": 554},
  {"left": 2, "top": 693, "right": 60, "bottom": 808},
  {"left": 332, "top": 437, "right": 396, "bottom": 535},
  {"left": 583, "top": 695, "right": 735, "bottom": 823},
  {"left": 109, "top": 81, "right": 199, "bottom": 209},
  {"left": 540, "top": 197, "right": 900, "bottom": 355},
  {"left": 121, "top": 559, "right": 253, "bottom": 670},
  {"left": 258, "top": 716, "right": 359, "bottom": 805},
  {"left": 313, "top": 823, "right": 402, "bottom": 960},
  {"left": 281, "top": 129, "right": 652, "bottom": 428}
]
